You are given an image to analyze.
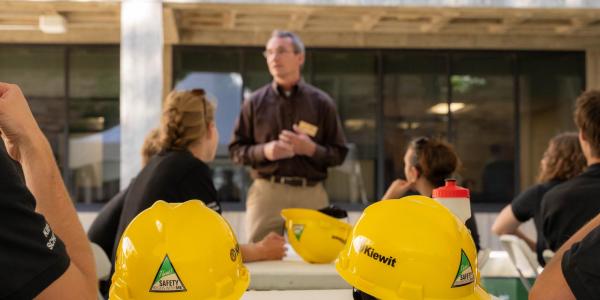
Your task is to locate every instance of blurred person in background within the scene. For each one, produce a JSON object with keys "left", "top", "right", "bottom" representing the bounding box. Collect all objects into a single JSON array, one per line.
[
  {"left": 492, "top": 132, "right": 585, "bottom": 266},
  {"left": 229, "top": 30, "right": 348, "bottom": 243},
  {"left": 541, "top": 90, "right": 600, "bottom": 254},
  {"left": 382, "top": 137, "right": 481, "bottom": 251}
]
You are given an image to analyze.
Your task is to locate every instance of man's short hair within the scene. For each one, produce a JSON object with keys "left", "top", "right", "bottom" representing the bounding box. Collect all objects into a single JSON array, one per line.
[
  {"left": 575, "top": 90, "right": 600, "bottom": 157},
  {"left": 271, "top": 30, "right": 305, "bottom": 54}
]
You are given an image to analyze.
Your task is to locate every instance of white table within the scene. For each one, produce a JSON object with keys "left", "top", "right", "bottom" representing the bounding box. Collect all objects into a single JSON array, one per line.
[
  {"left": 246, "top": 246, "right": 350, "bottom": 290},
  {"left": 246, "top": 249, "right": 525, "bottom": 291},
  {"left": 242, "top": 289, "right": 352, "bottom": 300},
  {"left": 480, "top": 251, "right": 537, "bottom": 278}
]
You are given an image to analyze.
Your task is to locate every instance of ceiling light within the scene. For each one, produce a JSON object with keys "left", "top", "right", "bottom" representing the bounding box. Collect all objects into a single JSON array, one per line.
[
  {"left": 39, "top": 14, "right": 67, "bottom": 34},
  {"left": 428, "top": 102, "right": 466, "bottom": 115}
]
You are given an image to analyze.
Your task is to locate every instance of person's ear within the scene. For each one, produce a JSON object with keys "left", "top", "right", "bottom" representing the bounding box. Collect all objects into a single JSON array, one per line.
[
  {"left": 298, "top": 52, "right": 305, "bottom": 66},
  {"left": 579, "top": 130, "right": 587, "bottom": 142},
  {"left": 409, "top": 165, "right": 419, "bottom": 181},
  {"left": 206, "top": 122, "right": 216, "bottom": 138}
]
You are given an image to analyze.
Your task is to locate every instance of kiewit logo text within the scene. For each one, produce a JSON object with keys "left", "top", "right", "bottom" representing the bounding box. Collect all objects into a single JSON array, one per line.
[{"left": 361, "top": 245, "right": 397, "bottom": 267}]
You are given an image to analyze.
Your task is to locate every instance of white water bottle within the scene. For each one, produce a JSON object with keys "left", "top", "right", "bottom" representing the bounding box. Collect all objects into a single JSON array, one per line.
[{"left": 432, "top": 179, "right": 471, "bottom": 223}]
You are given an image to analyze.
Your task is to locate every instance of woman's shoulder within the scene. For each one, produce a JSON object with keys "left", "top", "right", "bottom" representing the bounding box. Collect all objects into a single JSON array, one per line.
[
  {"left": 159, "top": 149, "right": 202, "bottom": 164},
  {"left": 146, "top": 150, "right": 208, "bottom": 175}
]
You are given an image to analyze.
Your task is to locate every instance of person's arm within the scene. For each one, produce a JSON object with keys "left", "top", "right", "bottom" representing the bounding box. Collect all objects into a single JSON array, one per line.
[
  {"left": 87, "top": 187, "right": 128, "bottom": 258},
  {"left": 0, "top": 83, "right": 96, "bottom": 299},
  {"left": 240, "top": 232, "right": 286, "bottom": 262},
  {"left": 530, "top": 212, "right": 600, "bottom": 300},
  {"left": 491, "top": 205, "right": 535, "bottom": 250},
  {"left": 381, "top": 179, "right": 414, "bottom": 200}
]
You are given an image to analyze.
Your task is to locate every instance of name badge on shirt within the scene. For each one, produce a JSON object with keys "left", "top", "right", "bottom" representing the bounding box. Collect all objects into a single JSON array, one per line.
[{"left": 297, "top": 121, "right": 318, "bottom": 137}]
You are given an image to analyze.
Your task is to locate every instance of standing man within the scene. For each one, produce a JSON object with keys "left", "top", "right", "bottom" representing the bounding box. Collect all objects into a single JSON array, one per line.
[{"left": 229, "top": 30, "right": 348, "bottom": 243}]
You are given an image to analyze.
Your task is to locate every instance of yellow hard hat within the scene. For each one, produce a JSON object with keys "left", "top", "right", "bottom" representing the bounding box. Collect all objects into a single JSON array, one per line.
[
  {"left": 110, "top": 200, "right": 249, "bottom": 300},
  {"left": 336, "top": 196, "right": 492, "bottom": 300},
  {"left": 281, "top": 208, "right": 352, "bottom": 264}
]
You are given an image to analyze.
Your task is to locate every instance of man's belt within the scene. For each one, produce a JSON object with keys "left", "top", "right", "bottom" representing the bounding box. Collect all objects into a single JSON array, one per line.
[{"left": 265, "top": 175, "right": 319, "bottom": 187}]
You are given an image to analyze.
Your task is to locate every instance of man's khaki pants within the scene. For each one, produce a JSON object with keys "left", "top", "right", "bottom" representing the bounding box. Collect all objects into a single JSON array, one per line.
[{"left": 245, "top": 179, "right": 328, "bottom": 243}]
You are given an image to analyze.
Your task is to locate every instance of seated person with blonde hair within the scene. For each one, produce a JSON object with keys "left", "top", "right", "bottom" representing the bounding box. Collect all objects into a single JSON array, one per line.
[{"left": 113, "top": 89, "right": 286, "bottom": 265}]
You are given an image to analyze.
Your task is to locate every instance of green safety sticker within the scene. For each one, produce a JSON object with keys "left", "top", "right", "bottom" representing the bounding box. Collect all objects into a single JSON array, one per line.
[
  {"left": 150, "top": 255, "right": 187, "bottom": 292},
  {"left": 451, "top": 249, "right": 474, "bottom": 288},
  {"left": 293, "top": 224, "right": 305, "bottom": 241}
]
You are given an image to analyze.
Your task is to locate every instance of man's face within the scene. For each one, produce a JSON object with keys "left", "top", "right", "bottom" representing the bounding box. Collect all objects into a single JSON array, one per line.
[{"left": 264, "top": 36, "right": 304, "bottom": 80}]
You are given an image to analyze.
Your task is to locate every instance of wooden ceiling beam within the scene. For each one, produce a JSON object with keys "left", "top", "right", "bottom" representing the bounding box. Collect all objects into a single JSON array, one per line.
[
  {"left": 0, "top": 29, "right": 119, "bottom": 44},
  {"left": 555, "top": 17, "right": 597, "bottom": 34},
  {"left": 354, "top": 12, "right": 385, "bottom": 31},
  {"left": 163, "top": 7, "right": 179, "bottom": 44},
  {"left": 288, "top": 12, "right": 310, "bottom": 31},
  {"left": 180, "top": 29, "right": 600, "bottom": 50},
  {"left": 223, "top": 11, "right": 237, "bottom": 29}
]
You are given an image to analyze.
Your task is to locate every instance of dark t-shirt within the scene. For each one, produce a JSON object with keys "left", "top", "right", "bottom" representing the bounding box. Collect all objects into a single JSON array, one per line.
[
  {"left": 511, "top": 179, "right": 562, "bottom": 266},
  {"left": 229, "top": 80, "right": 348, "bottom": 181},
  {"left": 88, "top": 186, "right": 128, "bottom": 259},
  {"left": 562, "top": 224, "right": 600, "bottom": 300},
  {"left": 541, "top": 164, "right": 600, "bottom": 251},
  {"left": 0, "top": 149, "right": 70, "bottom": 299},
  {"left": 113, "top": 149, "right": 221, "bottom": 261}
]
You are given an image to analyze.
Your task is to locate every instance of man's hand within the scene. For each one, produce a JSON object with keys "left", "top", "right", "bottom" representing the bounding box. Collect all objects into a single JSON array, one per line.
[
  {"left": 279, "top": 124, "right": 317, "bottom": 156},
  {"left": 0, "top": 83, "right": 43, "bottom": 162},
  {"left": 240, "top": 232, "right": 287, "bottom": 262},
  {"left": 264, "top": 140, "right": 295, "bottom": 161},
  {"left": 255, "top": 232, "right": 287, "bottom": 261}
]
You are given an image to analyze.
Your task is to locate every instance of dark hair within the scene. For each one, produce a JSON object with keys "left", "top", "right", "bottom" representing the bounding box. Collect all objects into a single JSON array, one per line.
[
  {"left": 538, "top": 132, "right": 586, "bottom": 183},
  {"left": 574, "top": 90, "right": 600, "bottom": 157},
  {"left": 271, "top": 30, "right": 305, "bottom": 54},
  {"left": 407, "top": 137, "right": 460, "bottom": 187}
]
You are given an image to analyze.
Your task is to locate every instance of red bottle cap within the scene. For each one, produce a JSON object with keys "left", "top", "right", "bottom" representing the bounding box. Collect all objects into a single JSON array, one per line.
[{"left": 432, "top": 179, "right": 470, "bottom": 198}]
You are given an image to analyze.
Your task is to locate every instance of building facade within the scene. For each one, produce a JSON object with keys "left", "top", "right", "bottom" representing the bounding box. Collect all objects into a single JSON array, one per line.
[{"left": 1, "top": 0, "right": 599, "bottom": 207}]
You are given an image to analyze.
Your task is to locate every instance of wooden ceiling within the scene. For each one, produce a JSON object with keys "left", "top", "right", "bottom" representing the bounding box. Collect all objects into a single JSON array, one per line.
[
  {"left": 170, "top": 4, "right": 600, "bottom": 36},
  {"left": 0, "top": 1, "right": 120, "bottom": 43},
  {"left": 2, "top": 1, "right": 600, "bottom": 49}
]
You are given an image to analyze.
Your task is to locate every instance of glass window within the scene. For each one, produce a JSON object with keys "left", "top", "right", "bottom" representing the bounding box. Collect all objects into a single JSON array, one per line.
[
  {"left": 243, "top": 49, "right": 272, "bottom": 93},
  {"left": 382, "top": 52, "right": 449, "bottom": 190},
  {"left": 172, "top": 47, "right": 585, "bottom": 207},
  {"left": 0, "top": 46, "right": 65, "bottom": 98},
  {"left": 174, "top": 48, "right": 240, "bottom": 82},
  {"left": 68, "top": 47, "right": 120, "bottom": 203},
  {"left": 312, "top": 51, "right": 377, "bottom": 203},
  {"left": 0, "top": 45, "right": 121, "bottom": 204},
  {"left": 518, "top": 52, "right": 584, "bottom": 188},
  {"left": 173, "top": 47, "right": 247, "bottom": 203},
  {"left": 173, "top": 48, "right": 241, "bottom": 154},
  {"left": 0, "top": 46, "right": 68, "bottom": 175},
  {"left": 451, "top": 53, "right": 515, "bottom": 203}
]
